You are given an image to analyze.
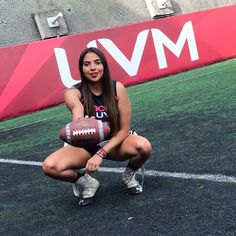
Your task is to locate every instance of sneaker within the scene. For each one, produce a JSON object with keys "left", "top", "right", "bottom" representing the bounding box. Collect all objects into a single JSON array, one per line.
[
  {"left": 122, "top": 166, "right": 144, "bottom": 195},
  {"left": 72, "top": 173, "right": 100, "bottom": 206}
]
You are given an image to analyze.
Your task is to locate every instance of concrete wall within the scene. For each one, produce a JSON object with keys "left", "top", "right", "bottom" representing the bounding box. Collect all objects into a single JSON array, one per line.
[
  {"left": 0, "top": 0, "right": 150, "bottom": 46},
  {"left": 0, "top": 0, "right": 235, "bottom": 47},
  {"left": 171, "top": 0, "right": 236, "bottom": 14}
]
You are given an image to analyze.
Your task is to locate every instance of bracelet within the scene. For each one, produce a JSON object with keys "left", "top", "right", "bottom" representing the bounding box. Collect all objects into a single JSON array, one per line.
[{"left": 96, "top": 148, "right": 107, "bottom": 159}]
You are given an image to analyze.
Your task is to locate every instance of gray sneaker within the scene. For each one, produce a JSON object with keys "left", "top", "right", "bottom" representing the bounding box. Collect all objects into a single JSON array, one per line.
[
  {"left": 72, "top": 173, "right": 100, "bottom": 206},
  {"left": 122, "top": 166, "right": 144, "bottom": 195}
]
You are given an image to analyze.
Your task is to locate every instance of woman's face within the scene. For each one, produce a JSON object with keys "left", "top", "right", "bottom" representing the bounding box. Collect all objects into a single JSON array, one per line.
[{"left": 82, "top": 52, "right": 104, "bottom": 82}]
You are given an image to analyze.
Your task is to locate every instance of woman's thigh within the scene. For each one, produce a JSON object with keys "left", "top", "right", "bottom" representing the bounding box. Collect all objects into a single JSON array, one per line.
[
  {"left": 44, "top": 145, "right": 92, "bottom": 171},
  {"left": 108, "top": 134, "right": 152, "bottom": 162}
]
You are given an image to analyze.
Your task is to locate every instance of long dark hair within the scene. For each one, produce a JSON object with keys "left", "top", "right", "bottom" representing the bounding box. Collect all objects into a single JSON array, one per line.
[{"left": 78, "top": 47, "right": 119, "bottom": 134}]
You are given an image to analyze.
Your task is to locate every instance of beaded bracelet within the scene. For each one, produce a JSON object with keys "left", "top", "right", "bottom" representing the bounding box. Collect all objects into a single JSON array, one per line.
[{"left": 96, "top": 148, "right": 107, "bottom": 159}]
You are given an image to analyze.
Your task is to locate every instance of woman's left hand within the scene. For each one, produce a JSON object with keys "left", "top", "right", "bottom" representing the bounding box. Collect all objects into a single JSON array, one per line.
[{"left": 85, "top": 154, "right": 103, "bottom": 173}]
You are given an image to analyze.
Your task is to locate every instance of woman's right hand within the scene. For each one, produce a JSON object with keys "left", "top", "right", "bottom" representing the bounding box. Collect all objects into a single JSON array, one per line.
[{"left": 85, "top": 154, "right": 103, "bottom": 173}]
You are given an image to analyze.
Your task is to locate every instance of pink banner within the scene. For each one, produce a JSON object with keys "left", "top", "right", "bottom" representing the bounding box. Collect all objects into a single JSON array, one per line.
[{"left": 0, "top": 5, "right": 236, "bottom": 120}]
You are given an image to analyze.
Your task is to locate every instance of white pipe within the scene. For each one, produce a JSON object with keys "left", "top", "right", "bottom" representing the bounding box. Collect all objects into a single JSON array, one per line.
[{"left": 51, "top": 12, "right": 63, "bottom": 24}]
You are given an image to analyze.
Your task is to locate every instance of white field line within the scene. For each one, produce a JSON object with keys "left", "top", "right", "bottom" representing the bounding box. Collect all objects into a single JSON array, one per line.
[{"left": 0, "top": 158, "right": 236, "bottom": 184}]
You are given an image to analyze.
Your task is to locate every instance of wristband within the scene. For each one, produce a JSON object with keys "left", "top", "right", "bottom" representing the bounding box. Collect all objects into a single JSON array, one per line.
[{"left": 96, "top": 148, "right": 107, "bottom": 159}]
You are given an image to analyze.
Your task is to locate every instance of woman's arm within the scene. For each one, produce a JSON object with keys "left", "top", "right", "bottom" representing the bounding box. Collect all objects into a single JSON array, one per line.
[{"left": 64, "top": 87, "right": 84, "bottom": 120}]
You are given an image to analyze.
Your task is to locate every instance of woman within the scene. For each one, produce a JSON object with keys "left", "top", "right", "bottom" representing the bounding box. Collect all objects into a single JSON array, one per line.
[{"left": 43, "top": 47, "right": 152, "bottom": 206}]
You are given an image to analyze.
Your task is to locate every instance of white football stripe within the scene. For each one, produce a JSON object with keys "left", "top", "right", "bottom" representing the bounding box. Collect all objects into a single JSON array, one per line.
[
  {"left": 97, "top": 120, "right": 104, "bottom": 142},
  {"left": 65, "top": 123, "right": 72, "bottom": 144}
]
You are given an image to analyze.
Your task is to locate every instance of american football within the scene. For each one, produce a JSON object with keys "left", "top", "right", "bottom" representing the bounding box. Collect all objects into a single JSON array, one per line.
[{"left": 59, "top": 117, "right": 110, "bottom": 147}]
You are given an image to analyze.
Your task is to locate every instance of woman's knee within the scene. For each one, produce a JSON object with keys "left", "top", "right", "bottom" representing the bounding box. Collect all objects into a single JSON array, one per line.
[
  {"left": 136, "top": 137, "right": 152, "bottom": 157},
  {"left": 42, "top": 158, "right": 58, "bottom": 175}
]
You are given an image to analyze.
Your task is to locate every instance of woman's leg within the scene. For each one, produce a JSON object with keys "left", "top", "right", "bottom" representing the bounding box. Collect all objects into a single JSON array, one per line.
[
  {"left": 42, "top": 145, "right": 100, "bottom": 206},
  {"left": 108, "top": 134, "right": 152, "bottom": 195},
  {"left": 42, "top": 145, "right": 91, "bottom": 183},
  {"left": 109, "top": 134, "right": 152, "bottom": 167}
]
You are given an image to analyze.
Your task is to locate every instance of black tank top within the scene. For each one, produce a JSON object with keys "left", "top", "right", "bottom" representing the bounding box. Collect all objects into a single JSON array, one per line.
[{"left": 74, "top": 80, "right": 117, "bottom": 123}]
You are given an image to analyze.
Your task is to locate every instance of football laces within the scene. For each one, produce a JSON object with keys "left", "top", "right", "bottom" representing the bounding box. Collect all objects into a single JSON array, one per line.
[{"left": 72, "top": 128, "right": 96, "bottom": 136}]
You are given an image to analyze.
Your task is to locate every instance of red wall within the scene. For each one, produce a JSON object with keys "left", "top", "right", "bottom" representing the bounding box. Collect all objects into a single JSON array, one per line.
[{"left": 0, "top": 5, "right": 236, "bottom": 120}]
